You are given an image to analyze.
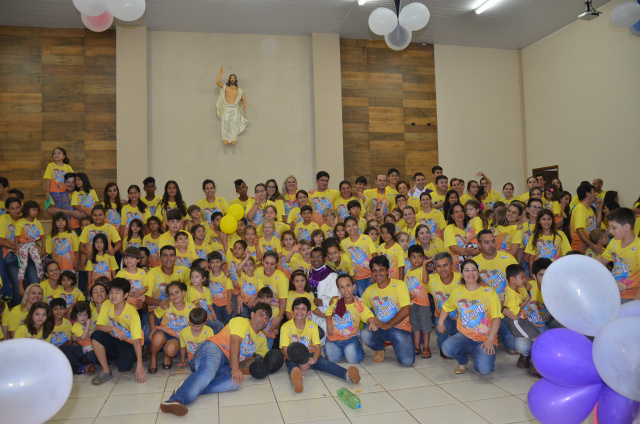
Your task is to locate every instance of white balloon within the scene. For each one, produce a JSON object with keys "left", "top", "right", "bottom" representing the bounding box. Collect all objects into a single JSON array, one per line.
[
  {"left": 610, "top": 2, "right": 640, "bottom": 28},
  {"left": 541, "top": 255, "right": 621, "bottom": 336},
  {"left": 593, "top": 316, "right": 640, "bottom": 402},
  {"left": 73, "top": 0, "right": 108, "bottom": 17},
  {"left": 399, "top": 2, "right": 430, "bottom": 31},
  {"left": 0, "top": 339, "right": 73, "bottom": 423},
  {"left": 385, "top": 24, "right": 412, "bottom": 50},
  {"left": 107, "top": 0, "right": 146, "bottom": 22},
  {"left": 81, "top": 11, "right": 114, "bottom": 32},
  {"left": 368, "top": 8, "right": 398, "bottom": 36}
]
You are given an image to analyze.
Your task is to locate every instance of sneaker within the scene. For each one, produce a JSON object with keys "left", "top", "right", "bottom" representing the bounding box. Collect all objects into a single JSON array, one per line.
[
  {"left": 160, "top": 400, "right": 188, "bottom": 417},
  {"left": 517, "top": 355, "right": 531, "bottom": 369},
  {"left": 346, "top": 366, "right": 361, "bottom": 384},
  {"left": 91, "top": 371, "right": 112, "bottom": 385},
  {"left": 290, "top": 367, "right": 304, "bottom": 393},
  {"left": 373, "top": 349, "right": 385, "bottom": 363}
]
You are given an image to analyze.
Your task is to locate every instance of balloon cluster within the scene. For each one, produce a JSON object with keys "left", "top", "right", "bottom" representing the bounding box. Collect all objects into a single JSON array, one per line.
[
  {"left": 527, "top": 255, "right": 640, "bottom": 424},
  {"left": 73, "top": 0, "right": 146, "bottom": 32},
  {"left": 610, "top": 1, "right": 640, "bottom": 37},
  {"left": 220, "top": 204, "right": 244, "bottom": 235},
  {"left": 368, "top": 2, "right": 430, "bottom": 51}
]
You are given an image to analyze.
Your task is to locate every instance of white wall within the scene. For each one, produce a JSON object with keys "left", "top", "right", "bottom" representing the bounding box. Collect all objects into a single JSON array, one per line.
[
  {"left": 434, "top": 44, "right": 526, "bottom": 196},
  {"left": 148, "top": 32, "right": 316, "bottom": 203},
  {"left": 522, "top": 0, "right": 640, "bottom": 205}
]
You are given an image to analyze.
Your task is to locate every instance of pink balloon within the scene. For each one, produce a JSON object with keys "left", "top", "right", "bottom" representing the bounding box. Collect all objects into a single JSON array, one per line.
[{"left": 81, "top": 11, "right": 113, "bottom": 32}]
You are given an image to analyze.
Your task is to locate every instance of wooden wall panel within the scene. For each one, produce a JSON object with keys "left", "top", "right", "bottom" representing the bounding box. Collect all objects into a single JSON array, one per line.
[
  {"left": 340, "top": 39, "right": 438, "bottom": 185},
  {"left": 0, "top": 27, "right": 116, "bottom": 216}
]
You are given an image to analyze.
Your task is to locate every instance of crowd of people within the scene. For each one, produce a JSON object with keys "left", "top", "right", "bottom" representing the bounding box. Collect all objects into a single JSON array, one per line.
[{"left": 0, "top": 146, "right": 638, "bottom": 417}]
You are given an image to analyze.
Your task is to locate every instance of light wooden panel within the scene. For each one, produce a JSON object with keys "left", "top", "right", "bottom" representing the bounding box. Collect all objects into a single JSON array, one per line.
[
  {"left": 340, "top": 38, "right": 438, "bottom": 185},
  {"left": 0, "top": 27, "right": 116, "bottom": 214}
]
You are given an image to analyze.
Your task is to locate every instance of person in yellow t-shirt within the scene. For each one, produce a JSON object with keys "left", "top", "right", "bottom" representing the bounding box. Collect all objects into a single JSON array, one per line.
[
  {"left": 309, "top": 185, "right": 339, "bottom": 228},
  {"left": 363, "top": 175, "right": 396, "bottom": 216},
  {"left": 197, "top": 179, "right": 229, "bottom": 225},
  {"left": 473, "top": 230, "right": 518, "bottom": 302},
  {"left": 121, "top": 185, "right": 152, "bottom": 235},
  {"left": 416, "top": 193, "right": 447, "bottom": 239},
  {"left": 59, "top": 271, "right": 86, "bottom": 313},
  {"left": 256, "top": 287, "right": 280, "bottom": 349},
  {"left": 294, "top": 206, "right": 320, "bottom": 242},
  {"left": 46, "top": 212, "right": 79, "bottom": 271},
  {"left": 208, "top": 251, "right": 234, "bottom": 324},
  {"left": 85, "top": 234, "right": 118, "bottom": 287},
  {"left": 160, "top": 306, "right": 271, "bottom": 416},
  {"left": 143, "top": 216, "right": 163, "bottom": 268},
  {"left": 78, "top": 205, "right": 122, "bottom": 260},
  {"left": 49, "top": 298, "right": 72, "bottom": 346},
  {"left": 325, "top": 241, "right": 354, "bottom": 276},
  {"left": 284, "top": 269, "right": 324, "bottom": 321},
  {"left": 43, "top": 147, "right": 74, "bottom": 206},
  {"left": 69, "top": 301, "right": 97, "bottom": 374},
  {"left": 334, "top": 181, "right": 368, "bottom": 222},
  {"left": 146, "top": 246, "right": 191, "bottom": 311},
  {"left": 571, "top": 183, "right": 602, "bottom": 253},
  {"left": 524, "top": 210, "right": 571, "bottom": 269},
  {"left": 235, "top": 255, "right": 264, "bottom": 318},
  {"left": 597, "top": 208, "right": 640, "bottom": 301},
  {"left": 281, "top": 297, "right": 360, "bottom": 393},
  {"left": 71, "top": 173, "right": 99, "bottom": 216},
  {"left": 259, "top": 220, "right": 282, "bottom": 258},
  {"left": 502, "top": 264, "right": 541, "bottom": 341},
  {"left": 427, "top": 252, "right": 460, "bottom": 356},
  {"left": 158, "top": 210, "right": 197, "bottom": 254},
  {"left": 142, "top": 177, "right": 162, "bottom": 217},
  {"left": 405, "top": 245, "right": 433, "bottom": 358},
  {"left": 92, "top": 278, "right": 145, "bottom": 385},
  {"left": 246, "top": 184, "right": 275, "bottom": 228},
  {"left": 340, "top": 217, "right": 378, "bottom": 296},
  {"left": 116, "top": 247, "right": 148, "bottom": 310},
  {"left": 179, "top": 308, "right": 215, "bottom": 370},
  {"left": 14, "top": 300, "right": 54, "bottom": 342},
  {"left": 360, "top": 256, "right": 414, "bottom": 367},
  {"left": 438, "top": 258, "right": 503, "bottom": 375},
  {"left": 415, "top": 224, "right": 445, "bottom": 274},
  {"left": 378, "top": 223, "right": 405, "bottom": 280},
  {"left": 175, "top": 231, "right": 198, "bottom": 268}
]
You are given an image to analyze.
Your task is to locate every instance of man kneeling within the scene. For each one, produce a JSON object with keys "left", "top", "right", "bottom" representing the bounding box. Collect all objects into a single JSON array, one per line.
[{"left": 160, "top": 303, "right": 272, "bottom": 416}]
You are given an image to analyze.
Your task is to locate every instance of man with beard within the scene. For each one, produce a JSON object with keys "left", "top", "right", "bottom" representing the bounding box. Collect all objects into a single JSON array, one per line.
[{"left": 216, "top": 66, "right": 248, "bottom": 145}]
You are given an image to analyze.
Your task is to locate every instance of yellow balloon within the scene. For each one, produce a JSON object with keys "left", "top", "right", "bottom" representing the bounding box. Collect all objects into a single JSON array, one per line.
[
  {"left": 220, "top": 216, "right": 238, "bottom": 235},
  {"left": 226, "top": 204, "right": 244, "bottom": 221}
]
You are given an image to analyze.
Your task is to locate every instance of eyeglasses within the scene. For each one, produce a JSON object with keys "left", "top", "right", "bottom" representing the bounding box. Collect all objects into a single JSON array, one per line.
[
  {"left": 267, "top": 185, "right": 276, "bottom": 189},
  {"left": 530, "top": 206, "right": 542, "bottom": 210}
]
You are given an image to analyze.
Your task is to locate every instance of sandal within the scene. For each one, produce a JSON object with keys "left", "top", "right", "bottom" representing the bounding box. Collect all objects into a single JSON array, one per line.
[
  {"left": 148, "top": 364, "right": 158, "bottom": 374},
  {"left": 163, "top": 359, "right": 173, "bottom": 370},
  {"left": 415, "top": 348, "right": 421, "bottom": 356},
  {"left": 422, "top": 348, "right": 432, "bottom": 358}
]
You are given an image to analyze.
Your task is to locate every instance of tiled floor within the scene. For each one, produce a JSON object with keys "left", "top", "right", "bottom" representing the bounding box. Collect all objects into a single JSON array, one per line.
[{"left": 47, "top": 338, "right": 595, "bottom": 424}]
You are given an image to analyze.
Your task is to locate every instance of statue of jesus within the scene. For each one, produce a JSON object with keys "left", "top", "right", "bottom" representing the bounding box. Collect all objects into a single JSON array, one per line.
[{"left": 216, "top": 66, "right": 248, "bottom": 145}]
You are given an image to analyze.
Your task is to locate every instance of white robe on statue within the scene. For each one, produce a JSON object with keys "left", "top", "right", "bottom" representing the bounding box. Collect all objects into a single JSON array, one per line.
[
  {"left": 309, "top": 266, "right": 340, "bottom": 345},
  {"left": 216, "top": 84, "right": 248, "bottom": 142}
]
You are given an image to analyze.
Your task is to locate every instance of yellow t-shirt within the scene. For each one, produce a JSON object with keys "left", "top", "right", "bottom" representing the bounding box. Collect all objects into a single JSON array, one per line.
[
  {"left": 175, "top": 249, "right": 197, "bottom": 268},
  {"left": 101, "top": 202, "right": 122, "bottom": 230},
  {"left": 180, "top": 326, "right": 215, "bottom": 361},
  {"left": 245, "top": 199, "right": 276, "bottom": 227},
  {"left": 50, "top": 318, "right": 73, "bottom": 346},
  {"left": 143, "top": 233, "right": 162, "bottom": 268},
  {"left": 40, "top": 279, "right": 62, "bottom": 304},
  {"left": 79, "top": 223, "right": 122, "bottom": 250},
  {"left": 416, "top": 209, "right": 447, "bottom": 239},
  {"left": 194, "top": 241, "right": 213, "bottom": 262},
  {"left": 123, "top": 236, "right": 143, "bottom": 252},
  {"left": 43, "top": 162, "right": 74, "bottom": 193},
  {"left": 226, "top": 254, "right": 242, "bottom": 294},
  {"left": 15, "top": 218, "right": 44, "bottom": 243},
  {"left": 320, "top": 223, "right": 335, "bottom": 239},
  {"left": 186, "top": 286, "right": 214, "bottom": 311},
  {"left": 239, "top": 272, "right": 264, "bottom": 304},
  {"left": 405, "top": 267, "right": 429, "bottom": 306},
  {"left": 146, "top": 266, "right": 191, "bottom": 302},
  {"left": 377, "top": 242, "right": 406, "bottom": 280},
  {"left": 309, "top": 189, "right": 340, "bottom": 225},
  {"left": 229, "top": 198, "right": 252, "bottom": 214},
  {"left": 0, "top": 305, "right": 8, "bottom": 339},
  {"left": 71, "top": 320, "right": 95, "bottom": 347},
  {"left": 115, "top": 268, "right": 148, "bottom": 309},
  {"left": 443, "top": 224, "right": 467, "bottom": 270},
  {"left": 524, "top": 232, "right": 571, "bottom": 261},
  {"left": 443, "top": 285, "right": 504, "bottom": 345},
  {"left": 207, "top": 317, "right": 268, "bottom": 361},
  {"left": 158, "top": 231, "right": 196, "bottom": 255},
  {"left": 155, "top": 302, "right": 196, "bottom": 338},
  {"left": 155, "top": 201, "right": 188, "bottom": 223},
  {"left": 363, "top": 188, "right": 396, "bottom": 215},
  {"left": 0, "top": 214, "right": 19, "bottom": 257},
  {"left": 254, "top": 268, "right": 289, "bottom": 302},
  {"left": 142, "top": 195, "right": 162, "bottom": 217},
  {"left": 280, "top": 319, "right": 321, "bottom": 353},
  {"left": 59, "top": 287, "right": 86, "bottom": 308},
  {"left": 427, "top": 272, "right": 461, "bottom": 318},
  {"left": 71, "top": 190, "right": 99, "bottom": 210},
  {"left": 8, "top": 305, "right": 28, "bottom": 332},
  {"left": 120, "top": 204, "right": 152, "bottom": 227},
  {"left": 285, "top": 291, "right": 317, "bottom": 312},
  {"left": 340, "top": 235, "right": 378, "bottom": 280},
  {"left": 97, "top": 300, "right": 143, "bottom": 344},
  {"left": 334, "top": 196, "right": 368, "bottom": 221},
  {"left": 503, "top": 285, "right": 528, "bottom": 318},
  {"left": 327, "top": 253, "right": 354, "bottom": 276},
  {"left": 46, "top": 231, "right": 78, "bottom": 271},
  {"left": 460, "top": 194, "right": 473, "bottom": 206},
  {"left": 14, "top": 324, "right": 52, "bottom": 342},
  {"left": 209, "top": 272, "right": 233, "bottom": 306},
  {"left": 362, "top": 279, "right": 411, "bottom": 332},
  {"left": 466, "top": 217, "right": 484, "bottom": 243},
  {"left": 570, "top": 203, "right": 596, "bottom": 252},
  {"left": 294, "top": 222, "right": 320, "bottom": 242},
  {"left": 196, "top": 197, "right": 229, "bottom": 225},
  {"left": 326, "top": 297, "right": 374, "bottom": 341},
  {"left": 473, "top": 252, "right": 518, "bottom": 301},
  {"left": 259, "top": 236, "right": 282, "bottom": 255},
  {"left": 86, "top": 254, "right": 118, "bottom": 282},
  {"left": 421, "top": 238, "right": 446, "bottom": 273},
  {"left": 288, "top": 255, "right": 311, "bottom": 276},
  {"left": 493, "top": 225, "right": 523, "bottom": 254},
  {"left": 526, "top": 279, "right": 551, "bottom": 328},
  {"left": 602, "top": 236, "right": 640, "bottom": 299}
]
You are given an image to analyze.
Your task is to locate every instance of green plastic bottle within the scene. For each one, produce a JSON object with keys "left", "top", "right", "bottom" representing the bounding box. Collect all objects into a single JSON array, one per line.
[{"left": 337, "top": 387, "right": 361, "bottom": 409}]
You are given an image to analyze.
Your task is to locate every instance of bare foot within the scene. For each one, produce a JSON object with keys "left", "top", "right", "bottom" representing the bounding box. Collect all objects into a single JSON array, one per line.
[
  {"left": 223, "top": 140, "right": 229, "bottom": 145},
  {"left": 231, "top": 141, "right": 237, "bottom": 145}
]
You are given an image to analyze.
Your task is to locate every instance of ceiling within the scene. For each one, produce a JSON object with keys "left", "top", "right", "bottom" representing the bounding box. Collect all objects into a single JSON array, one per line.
[{"left": 0, "top": 0, "right": 610, "bottom": 50}]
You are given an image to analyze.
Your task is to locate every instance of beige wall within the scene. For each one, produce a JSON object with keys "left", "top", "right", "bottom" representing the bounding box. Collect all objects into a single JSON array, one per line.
[
  {"left": 434, "top": 44, "right": 526, "bottom": 196},
  {"left": 116, "top": 26, "right": 148, "bottom": 191},
  {"left": 522, "top": 0, "right": 640, "bottom": 205},
  {"left": 147, "top": 32, "right": 316, "bottom": 203}
]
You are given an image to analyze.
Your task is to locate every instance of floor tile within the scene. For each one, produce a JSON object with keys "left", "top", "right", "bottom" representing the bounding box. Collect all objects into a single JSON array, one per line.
[
  {"left": 418, "top": 365, "right": 481, "bottom": 384},
  {"left": 349, "top": 410, "right": 419, "bottom": 424},
  {"left": 481, "top": 358, "right": 529, "bottom": 378},
  {"left": 111, "top": 374, "right": 168, "bottom": 395},
  {"left": 516, "top": 393, "right": 529, "bottom": 403},
  {"left": 439, "top": 379, "right": 511, "bottom": 402},
  {"left": 360, "top": 356, "right": 411, "bottom": 374},
  {"left": 157, "top": 406, "right": 219, "bottom": 423},
  {"left": 218, "top": 382, "right": 276, "bottom": 406},
  {"left": 269, "top": 368, "right": 320, "bottom": 384},
  {"left": 371, "top": 368, "right": 434, "bottom": 390},
  {"left": 389, "top": 385, "right": 460, "bottom": 410},
  {"left": 94, "top": 412, "right": 158, "bottom": 424},
  {"left": 162, "top": 390, "right": 218, "bottom": 411},
  {"left": 305, "top": 419, "right": 350, "bottom": 424},
  {"left": 47, "top": 418, "right": 95, "bottom": 424},
  {"left": 220, "top": 401, "right": 283, "bottom": 423},
  {"left": 411, "top": 352, "right": 455, "bottom": 369},
  {"left": 487, "top": 374, "right": 540, "bottom": 395},
  {"left": 278, "top": 397, "right": 346, "bottom": 423},
  {"left": 271, "top": 380, "right": 332, "bottom": 402},
  {"left": 50, "top": 396, "right": 107, "bottom": 420},
  {"left": 166, "top": 373, "right": 190, "bottom": 388},
  {"left": 336, "top": 391, "right": 405, "bottom": 418},
  {"left": 68, "top": 378, "right": 117, "bottom": 398},
  {"left": 321, "top": 373, "right": 385, "bottom": 395},
  {"left": 465, "top": 396, "right": 535, "bottom": 424},
  {"left": 409, "top": 403, "right": 490, "bottom": 424},
  {"left": 98, "top": 392, "right": 164, "bottom": 417}
]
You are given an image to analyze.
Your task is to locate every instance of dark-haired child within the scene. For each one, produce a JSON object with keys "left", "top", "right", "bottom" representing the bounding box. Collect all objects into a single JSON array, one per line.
[
  {"left": 186, "top": 267, "right": 223, "bottom": 332},
  {"left": 46, "top": 211, "right": 79, "bottom": 272},
  {"left": 14, "top": 200, "right": 45, "bottom": 285},
  {"left": 115, "top": 247, "right": 148, "bottom": 310},
  {"left": 49, "top": 297, "right": 72, "bottom": 347},
  {"left": 66, "top": 301, "right": 98, "bottom": 374},
  {"left": 256, "top": 287, "right": 279, "bottom": 349},
  {"left": 43, "top": 147, "right": 73, "bottom": 208},
  {"left": 14, "top": 301, "right": 54, "bottom": 341},
  {"left": 208, "top": 251, "right": 233, "bottom": 324},
  {"left": 86, "top": 233, "right": 118, "bottom": 288},
  {"left": 59, "top": 270, "right": 85, "bottom": 316},
  {"left": 179, "top": 307, "right": 214, "bottom": 370},
  {"left": 143, "top": 216, "right": 163, "bottom": 268}
]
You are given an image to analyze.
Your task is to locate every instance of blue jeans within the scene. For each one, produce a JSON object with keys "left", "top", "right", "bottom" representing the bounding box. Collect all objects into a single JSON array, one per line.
[
  {"left": 170, "top": 341, "right": 239, "bottom": 406},
  {"left": 0, "top": 248, "right": 10, "bottom": 299},
  {"left": 266, "top": 337, "right": 274, "bottom": 350},
  {"left": 360, "top": 324, "right": 415, "bottom": 367},
  {"left": 142, "top": 313, "right": 162, "bottom": 347},
  {"left": 4, "top": 251, "right": 38, "bottom": 306},
  {"left": 498, "top": 320, "right": 515, "bottom": 352},
  {"left": 437, "top": 317, "right": 458, "bottom": 348},
  {"left": 355, "top": 278, "right": 371, "bottom": 297},
  {"left": 441, "top": 332, "right": 497, "bottom": 375},
  {"left": 514, "top": 324, "right": 549, "bottom": 356},
  {"left": 325, "top": 336, "right": 365, "bottom": 364},
  {"left": 240, "top": 303, "right": 251, "bottom": 319},
  {"left": 206, "top": 319, "right": 224, "bottom": 334},
  {"left": 212, "top": 304, "right": 231, "bottom": 325},
  {"left": 285, "top": 353, "right": 348, "bottom": 380}
]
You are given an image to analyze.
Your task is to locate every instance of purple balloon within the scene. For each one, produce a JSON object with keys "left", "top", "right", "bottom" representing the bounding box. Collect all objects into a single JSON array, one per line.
[
  {"left": 531, "top": 328, "right": 601, "bottom": 387},
  {"left": 528, "top": 379, "right": 601, "bottom": 424},
  {"left": 597, "top": 384, "right": 640, "bottom": 423}
]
